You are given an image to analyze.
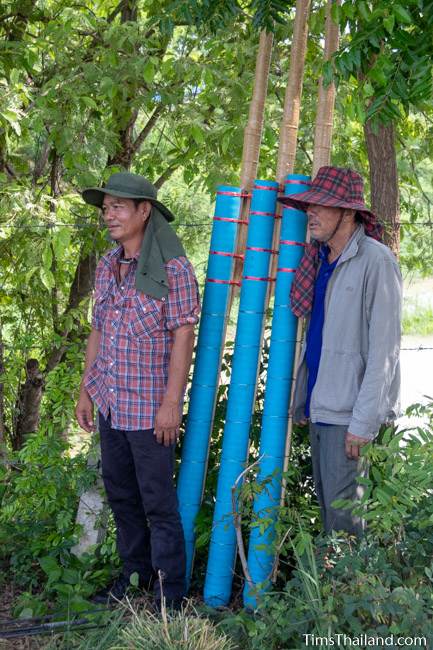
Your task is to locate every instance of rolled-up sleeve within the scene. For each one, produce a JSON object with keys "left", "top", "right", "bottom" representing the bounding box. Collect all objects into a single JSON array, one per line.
[
  {"left": 164, "top": 257, "right": 201, "bottom": 331},
  {"left": 91, "top": 260, "right": 107, "bottom": 331}
]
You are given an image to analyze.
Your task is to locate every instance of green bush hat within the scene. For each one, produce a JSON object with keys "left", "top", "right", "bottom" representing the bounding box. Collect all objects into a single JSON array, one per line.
[{"left": 82, "top": 172, "right": 175, "bottom": 222}]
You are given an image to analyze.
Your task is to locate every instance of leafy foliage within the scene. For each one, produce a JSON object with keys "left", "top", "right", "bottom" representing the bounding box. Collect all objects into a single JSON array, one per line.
[{"left": 333, "top": 0, "right": 433, "bottom": 123}]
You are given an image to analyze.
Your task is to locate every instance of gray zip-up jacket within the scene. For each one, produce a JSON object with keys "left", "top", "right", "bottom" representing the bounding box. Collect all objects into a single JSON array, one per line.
[{"left": 293, "top": 225, "right": 402, "bottom": 440}]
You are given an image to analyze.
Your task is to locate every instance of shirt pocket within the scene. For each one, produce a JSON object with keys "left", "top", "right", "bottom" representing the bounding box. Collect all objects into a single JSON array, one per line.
[{"left": 128, "top": 294, "right": 163, "bottom": 339}]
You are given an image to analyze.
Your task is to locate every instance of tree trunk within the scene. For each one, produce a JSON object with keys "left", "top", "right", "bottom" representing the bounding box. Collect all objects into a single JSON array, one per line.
[
  {"left": 0, "top": 328, "right": 6, "bottom": 456},
  {"left": 364, "top": 119, "right": 400, "bottom": 256},
  {"left": 12, "top": 359, "right": 45, "bottom": 451},
  {"left": 45, "top": 250, "right": 98, "bottom": 373}
]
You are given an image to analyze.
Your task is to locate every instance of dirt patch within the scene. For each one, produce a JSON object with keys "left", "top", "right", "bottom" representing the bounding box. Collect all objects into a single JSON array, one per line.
[{"left": 0, "top": 582, "right": 43, "bottom": 649}]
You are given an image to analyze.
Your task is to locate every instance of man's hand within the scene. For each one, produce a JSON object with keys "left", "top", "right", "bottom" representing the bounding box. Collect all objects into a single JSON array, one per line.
[
  {"left": 154, "top": 398, "right": 181, "bottom": 447},
  {"left": 345, "top": 432, "right": 368, "bottom": 460},
  {"left": 75, "top": 390, "right": 95, "bottom": 432}
]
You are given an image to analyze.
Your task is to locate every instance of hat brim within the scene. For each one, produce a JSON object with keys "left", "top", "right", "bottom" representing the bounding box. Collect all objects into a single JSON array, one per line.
[
  {"left": 82, "top": 187, "right": 175, "bottom": 222},
  {"left": 277, "top": 188, "right": 375, "bottom": 221}
]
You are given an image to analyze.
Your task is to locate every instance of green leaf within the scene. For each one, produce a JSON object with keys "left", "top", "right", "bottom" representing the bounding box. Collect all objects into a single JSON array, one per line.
[
  {"left": 82, "top": 96, "right": 98, "bottom": 110},
  {"left": 19, "top": 608, "right": 34, "bottom": 619},
  {"left": 40, "top": 267, "right": 55, "bottom": 291},
  {"left": 190, "top": 124, "right": 204, "bottom": 144},
  {"left": 369, "top": 65, "right": 388, "bottom": 86},
  {"left": 129, "top": 571, "right": 139, "bottom": 587},
  {"left": 42, "top": 243, "right": 52, "bottom": 270},
  {"left": 383, "top": 15, "right": 395, "bottom": 34},
  {"left": 363, "top": 81, "right": 375, "bottom": 98},
  {"left": 39, "top": 556, "right": 61, "bottom": 581},
  {"left": 393, "top": 5, "right": 412, "bottom": 24},
  {"left": 62, "top": 568, "right": 79, "bottom": 585},
  {"left": 358, "top": 2, "right": 371, "bottom": 22},
  {"left": 143, "top": 61, "right": 155, "bottom": 85},
  {"left": 52, "top": 227, "right": 71, "bottom": 260},
  {"left": 25, "top": 267, "right": 37, "bottom": 284}
]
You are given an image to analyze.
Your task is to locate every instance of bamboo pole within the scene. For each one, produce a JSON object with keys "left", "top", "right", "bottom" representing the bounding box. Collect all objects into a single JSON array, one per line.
[
  {"left": 312, "top": 0, "right": 340, "bottom": 176},
  {"left": 231, "top": 29, "right": 274, "bottom": 289},
  {"left": 276, "top": 0, "right": 312, "bottom": 183},
  {"left": 268, "top": 0, "right": 312, "bottom": 498},
  {"left": 281, "top": 0, "right": 340, "bottom": 490},
  {"left": 270, "top": 0, "right": 312, "bottom": 281}
]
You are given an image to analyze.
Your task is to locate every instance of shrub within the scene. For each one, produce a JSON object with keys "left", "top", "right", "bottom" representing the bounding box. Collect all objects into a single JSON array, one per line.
[{"left": 0, "top": 429, "right": 117, "bottom": 615}]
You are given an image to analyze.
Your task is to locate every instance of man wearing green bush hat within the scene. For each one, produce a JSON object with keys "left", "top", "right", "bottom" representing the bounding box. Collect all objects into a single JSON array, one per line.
[{"left": 75, "top": 172, "right": 200, "bottom": 609}]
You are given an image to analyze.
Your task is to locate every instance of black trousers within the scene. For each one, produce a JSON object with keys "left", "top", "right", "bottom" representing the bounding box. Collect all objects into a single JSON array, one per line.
[{"left": 99, "top": 412, "right": 186, "bottom": 600}]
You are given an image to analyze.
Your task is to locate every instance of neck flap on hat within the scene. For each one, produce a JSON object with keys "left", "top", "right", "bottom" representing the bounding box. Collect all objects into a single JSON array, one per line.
[{"left": 135, "top": 207, "right": 185, "bottom": 299}]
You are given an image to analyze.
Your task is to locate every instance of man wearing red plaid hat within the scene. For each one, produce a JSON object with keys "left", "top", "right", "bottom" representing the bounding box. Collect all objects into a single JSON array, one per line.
[{"left": 279, "top": 166, "right": 402, "bottom": 536}]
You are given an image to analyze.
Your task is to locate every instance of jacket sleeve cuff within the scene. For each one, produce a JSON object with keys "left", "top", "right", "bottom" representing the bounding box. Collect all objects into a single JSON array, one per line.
[{"left": 348, "top": 418, "right": 378, "bottom": 440}]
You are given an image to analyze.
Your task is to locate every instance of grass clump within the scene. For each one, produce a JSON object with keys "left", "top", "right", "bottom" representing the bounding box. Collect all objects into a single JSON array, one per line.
[{"left": 111, "top": 601, "right": 238, "bottom": 650}]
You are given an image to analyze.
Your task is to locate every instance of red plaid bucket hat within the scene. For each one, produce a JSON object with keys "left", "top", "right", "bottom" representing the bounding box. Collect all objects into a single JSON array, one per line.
[{"left": 278, "top": 166, "right": 384, "bottom": 317}]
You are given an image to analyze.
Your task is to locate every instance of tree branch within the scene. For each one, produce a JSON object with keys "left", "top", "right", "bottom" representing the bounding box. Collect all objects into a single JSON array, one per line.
[
  {"left": 131, "top": 104, "right": 164, "bottom": 154},
  {"left": 154, "top": 164, "right": 178, "bottom": 189}
]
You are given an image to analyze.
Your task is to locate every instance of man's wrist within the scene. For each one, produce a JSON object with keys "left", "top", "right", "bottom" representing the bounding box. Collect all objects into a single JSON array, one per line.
[
  {"left": 79, "top": 384, "right": 91, "bottom": 399},
  {"left": 161, "top": 395, "right": 181, "bottom": 406}
]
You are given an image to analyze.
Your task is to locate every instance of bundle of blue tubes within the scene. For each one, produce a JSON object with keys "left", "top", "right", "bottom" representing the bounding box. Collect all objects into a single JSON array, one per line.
[{"left": 177, "top": 174, "right": 310, "bottom": 607}]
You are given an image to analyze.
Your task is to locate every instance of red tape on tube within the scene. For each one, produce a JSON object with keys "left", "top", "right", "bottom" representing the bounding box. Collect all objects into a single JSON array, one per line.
[
  {"left": 246, "top": 246, "right": 278, "bottom": 254},
  {"left": 210, "top": 250, "right": 244, "bottom": 260},
  {"left": 213, "top": 216, "right": 249, "bottom": 225},
  {"left": 207, "top": 278, "right": 241, "bottom": 286},
  {"left": 279, "top": 240, "right": 306, "bottom": 247},
  {"left": 249, "top": 210, "right": 276, "bottom": 217},
  {"left": 216, "top": 190, "right": 252, "bottom": 197},
  {"left": 253, "top": 184, "right": 279, "bottom": 191},
  {"left": 283, "top": 179, "right": 311, "bottom": 187}
]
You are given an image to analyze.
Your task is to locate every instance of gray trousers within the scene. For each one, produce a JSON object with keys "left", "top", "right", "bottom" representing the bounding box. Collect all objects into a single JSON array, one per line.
[{"left": 309, "top": 423, "right": 368, "bottom": 537}]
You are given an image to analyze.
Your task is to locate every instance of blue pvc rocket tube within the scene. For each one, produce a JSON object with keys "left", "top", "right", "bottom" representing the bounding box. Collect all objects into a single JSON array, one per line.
[
  {"left": 243, "top": 174, "right": 310, "bottom": 609},
  {"left": 204, "top": 180, "right": 279, "bottom": 607},
  {"left": 177, "top": 186, "right": 243, "bottom": 583}
]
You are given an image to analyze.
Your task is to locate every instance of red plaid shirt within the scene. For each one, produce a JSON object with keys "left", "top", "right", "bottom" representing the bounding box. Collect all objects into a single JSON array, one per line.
[{"left": 85, "top": 247, "right": 200, "bottom": 430}]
